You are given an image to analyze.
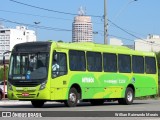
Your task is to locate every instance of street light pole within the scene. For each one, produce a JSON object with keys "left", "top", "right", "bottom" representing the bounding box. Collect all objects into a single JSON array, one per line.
[
  {"left": 3, "top": 51, "right": 11, "bottom": 99},
  {"left": 104, "top": 0, "right": 108, "bottom": 44},
  {"left": 113, "top": 0, "right": 138, "bottom": 21}
]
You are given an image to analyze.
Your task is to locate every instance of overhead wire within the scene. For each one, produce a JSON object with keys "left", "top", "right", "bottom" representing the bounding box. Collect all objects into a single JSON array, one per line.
[
  {"left": 8, "top": 0, "right": 145, "bottom": 38},
  {"left": 0, "top": 17, "right": 72, "bottom": 31},
  {"left": 6, "top": 0, "right": 160, "bottom": 47},
  {"left": 0, "top": 9, "right": 103, "bottom": 25},
  {"left": 1, "top": 17, "right": 160, "bottom": 48},
  {"left": 9, "top": 0, "right": 102, "bottom": 18}
]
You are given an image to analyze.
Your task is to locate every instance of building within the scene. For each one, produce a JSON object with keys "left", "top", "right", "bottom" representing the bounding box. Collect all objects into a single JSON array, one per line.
[
  {"left": 109, "top": 38, "right": 123, "bottom": 46},
  {"left": 72, "top": 7, "right": 93, "bottom": 42},
  {"left": 135, "top": 35, "right": 160, "bottom": 52},
  {"left": 0, "top": 26, "right": 36, "bottom": 63}
]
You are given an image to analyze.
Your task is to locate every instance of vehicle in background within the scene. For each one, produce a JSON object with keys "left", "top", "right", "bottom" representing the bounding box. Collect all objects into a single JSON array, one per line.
[{"left": 0, "top": 80, "right": 7, "bottom": 100}]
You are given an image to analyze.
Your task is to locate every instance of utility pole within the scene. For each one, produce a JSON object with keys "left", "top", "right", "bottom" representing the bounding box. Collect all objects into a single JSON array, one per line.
[{"left": 104, "top": 0, "right": 108, "bottom": 44}]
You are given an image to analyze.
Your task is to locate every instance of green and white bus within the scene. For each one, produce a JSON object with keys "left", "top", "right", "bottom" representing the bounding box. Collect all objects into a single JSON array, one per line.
[{"left": 7, "top": 41, "right": 158, "bottom": 107}]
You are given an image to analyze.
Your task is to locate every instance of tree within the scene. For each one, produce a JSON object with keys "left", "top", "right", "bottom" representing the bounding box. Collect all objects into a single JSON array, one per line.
[
  {"left": 57, "top": 40, "right": 63, "bottom": 42},
  {"left": 0, "top": 66, "right": 8, "bottom": 81},
  {"left": 156, "top": 52, "right": 160, "bottom": 81}
]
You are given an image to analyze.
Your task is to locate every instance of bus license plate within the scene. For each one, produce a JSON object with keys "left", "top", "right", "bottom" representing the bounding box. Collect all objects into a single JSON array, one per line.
[{"left": 22, "top": 93, "right": 29, "bottom": 96}]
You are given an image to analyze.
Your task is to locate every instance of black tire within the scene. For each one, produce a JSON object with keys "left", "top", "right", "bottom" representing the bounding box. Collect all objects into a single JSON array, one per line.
[
  {"left": 90, "top": 99, "right": 105, "bottom": 106},
  {"left": 118, "top": 87, "right": 134, "bottom": 105},
  {"left": 0, "top": 92, "right": 2, "bottom": 100},
  {"left": 64, "top": 88, "right": 79, "bottom": 107},
  {"left": 31, "top": 101, "right": 45, "bottom": 108}
]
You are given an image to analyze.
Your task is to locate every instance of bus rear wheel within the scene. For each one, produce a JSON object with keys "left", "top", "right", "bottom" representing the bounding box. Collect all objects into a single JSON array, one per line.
[
  {"left": 31, "top": 100, "right": 45, "bottom": 108},
  {"left": 118, "top": 87, "right": 134, "bottom": 105},
  {"left": 64, "top": 88, "right": 79, "bottom": 107}
]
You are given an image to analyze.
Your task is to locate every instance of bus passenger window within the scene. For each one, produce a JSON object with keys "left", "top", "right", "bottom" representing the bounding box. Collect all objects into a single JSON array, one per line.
[
  {"left": 87, "top": 52, "right": 102, "bottom": 72},
  {"left": 103, "top": 53, "right": 117, "bottom": 72},
  {"left": 69, "top": 50, "right": 86, "bottom": 71},
  {"left": 118, "top": 54, "right": 131, "bottom": 73},
  {"left": 132, "top": 56, "right": 144, "bottom": 73},
  {"left": 145, "top": 57, "right": 156, "bottom": 74}
]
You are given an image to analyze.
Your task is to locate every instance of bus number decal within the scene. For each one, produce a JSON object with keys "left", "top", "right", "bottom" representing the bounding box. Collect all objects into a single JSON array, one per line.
[
  {"left": 82, "top": 77, "right": 94, "bottom": 83},
  {"left": 104, "top": 80, "right": 126, "bottom": 84}
]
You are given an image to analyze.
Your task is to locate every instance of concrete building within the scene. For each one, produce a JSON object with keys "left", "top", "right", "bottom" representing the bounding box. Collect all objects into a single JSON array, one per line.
[
  {"left": 72, "top": 7, "right": 93, "bottom": 42},
  {"left": 0, "top": 26, "right": 36, "bottom": 62},
  {"left": 135, "top": 35, "right": 160, "bottom": 52},
  {"left": 109, "top": 38, "right": 123, "bottom": 46}
]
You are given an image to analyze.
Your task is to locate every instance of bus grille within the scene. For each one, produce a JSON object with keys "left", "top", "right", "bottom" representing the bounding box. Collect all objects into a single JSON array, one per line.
[{"left": 16, "top": 94, "right": 36, "bottom": 98}]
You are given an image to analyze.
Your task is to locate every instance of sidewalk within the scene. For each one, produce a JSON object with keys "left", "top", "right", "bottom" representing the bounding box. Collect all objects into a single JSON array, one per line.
[{"left": 0, "top": 99, "right": 31, "bottom": 105}]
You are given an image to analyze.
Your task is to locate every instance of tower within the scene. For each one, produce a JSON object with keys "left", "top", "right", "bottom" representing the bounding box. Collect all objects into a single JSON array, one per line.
[{"left": 72, "top": 7, "right": 93, "bottom": 42}]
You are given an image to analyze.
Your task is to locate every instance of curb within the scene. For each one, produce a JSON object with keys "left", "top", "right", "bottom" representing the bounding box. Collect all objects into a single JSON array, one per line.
[{"left": 0, "top": 100, "right": 31, "bottom": 105}]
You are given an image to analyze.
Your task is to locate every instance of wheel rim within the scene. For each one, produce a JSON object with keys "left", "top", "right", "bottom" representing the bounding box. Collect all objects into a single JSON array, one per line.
[
  {"left": 69, "top": 93, "right": 76, "bottom": 103},
  {"left": 127, "top": 91, "right": 133, "bottom": 102}
]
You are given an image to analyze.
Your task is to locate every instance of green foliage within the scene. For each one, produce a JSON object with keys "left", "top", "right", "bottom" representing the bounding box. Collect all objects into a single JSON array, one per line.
[
  {"left": 156, "top": 52, "right": 160, "bottom": 81},
  {"left": 57, "top": 40, "right": 63, "bottom": 42},
  {"left": 0, "top": 66, "right": 8, "bottom": 81}
]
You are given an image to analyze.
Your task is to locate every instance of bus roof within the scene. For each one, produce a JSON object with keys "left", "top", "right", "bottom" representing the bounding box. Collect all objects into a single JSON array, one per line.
[
  {"left": 12, "top": 41, "right": 155, "bottom": 57},
  {"left": 50, "top": 41, "right": 155, "bottom": 57}
]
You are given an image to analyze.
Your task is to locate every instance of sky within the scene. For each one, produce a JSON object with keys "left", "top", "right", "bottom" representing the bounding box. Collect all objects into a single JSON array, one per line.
[{"left": 0, "top": 0, "right": 160, "bottom": 45}]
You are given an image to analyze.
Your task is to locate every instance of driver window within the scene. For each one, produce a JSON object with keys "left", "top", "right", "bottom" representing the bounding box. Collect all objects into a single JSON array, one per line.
[{"left": 52, "top": 52, "right": 67, "bottom": 78}]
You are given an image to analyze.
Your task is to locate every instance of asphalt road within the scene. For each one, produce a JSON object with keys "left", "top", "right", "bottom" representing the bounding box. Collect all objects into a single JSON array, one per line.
[{"left": 0, "top": 99, "right": 160, "bottom": 120}]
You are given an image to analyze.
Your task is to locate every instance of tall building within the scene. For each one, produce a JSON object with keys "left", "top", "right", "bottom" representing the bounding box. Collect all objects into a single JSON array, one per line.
[
  {"left": 72, "top": 7, "right": 93, "bottom": 42},
  {"left": 135, "top": 34, "right": 160, "bottom": 52},
  {"left": 0, "top": 26, "right": 36, "bottom": 62}
]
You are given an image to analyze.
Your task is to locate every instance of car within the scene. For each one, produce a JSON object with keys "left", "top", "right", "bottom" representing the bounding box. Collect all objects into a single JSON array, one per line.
[{"left": 0, "top": 80, "right": 7, "bottom": 100}]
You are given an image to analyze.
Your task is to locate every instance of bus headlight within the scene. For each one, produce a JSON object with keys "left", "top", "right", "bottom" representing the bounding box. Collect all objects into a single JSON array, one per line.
[
  {"left": 39, "top": 81, "right": 47, "bottom": 90},
  {"left": 8, "top": 82, "right": 13, "bottom": 91}
]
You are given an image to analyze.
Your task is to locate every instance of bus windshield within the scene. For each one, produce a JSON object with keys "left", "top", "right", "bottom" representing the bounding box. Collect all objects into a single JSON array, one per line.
[{"left": 9, "top": 53, "right": 49, "bottom": 80}]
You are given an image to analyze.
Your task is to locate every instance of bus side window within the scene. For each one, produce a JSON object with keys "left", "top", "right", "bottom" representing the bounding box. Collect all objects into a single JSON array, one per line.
[
  {"left": 118, "top": 54, "right": 131, "bottom": 73},
  {"left": 87, "top": 51, "right": 102, "bottom": 72},
  {"left": 132, "top": 55, "right": 144, "bottom": 74},
  {"left": 103, "top": 53, "right": 117, "bottom": 72},
  {"left": 145, "top": 57, "right": 156, "bottom": 74},
  {"left": 69, "top": 50, "right": 86, "bottom": 71}
]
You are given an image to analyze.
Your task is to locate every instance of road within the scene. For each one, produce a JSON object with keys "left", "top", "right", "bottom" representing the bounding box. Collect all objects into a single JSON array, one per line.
[{"left": 0, "top": 99, "right": 160, "bottom": 120}]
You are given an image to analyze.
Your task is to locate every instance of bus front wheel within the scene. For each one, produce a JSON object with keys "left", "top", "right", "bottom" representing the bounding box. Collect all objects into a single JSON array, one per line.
[
  {"left": 64, "top": 88, "right": 79, "bottom": 107},
  {"left": 31, "top": 100, "right": 45, "bottom": 108},
  {"left": 118, "top": 87, "right": 134, "bottom": 105}
]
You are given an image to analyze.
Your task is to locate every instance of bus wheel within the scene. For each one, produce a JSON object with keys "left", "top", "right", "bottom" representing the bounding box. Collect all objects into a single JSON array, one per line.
[
  {"left": 90, "top": 99, "right": 104, "bottom": 106},
  {"left": 64, "top": 88, "right": 79, "bottom": 107},
  {"left": 31, "top": 101, "right": 45, "bottom": 108},
  {"left": 118, "top": 87, "right": 134, "bottom": 105}
]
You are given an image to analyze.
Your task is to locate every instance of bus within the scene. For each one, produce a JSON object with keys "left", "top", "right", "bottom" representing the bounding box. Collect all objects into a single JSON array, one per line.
[{"left": 7, "top": 41, "right": 158, "bottom": 107}]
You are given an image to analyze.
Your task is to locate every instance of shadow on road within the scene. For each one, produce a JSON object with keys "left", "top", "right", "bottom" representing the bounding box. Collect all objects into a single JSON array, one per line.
[{"left": 0, "top": 101, "right": 149, "bottom": 108}]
